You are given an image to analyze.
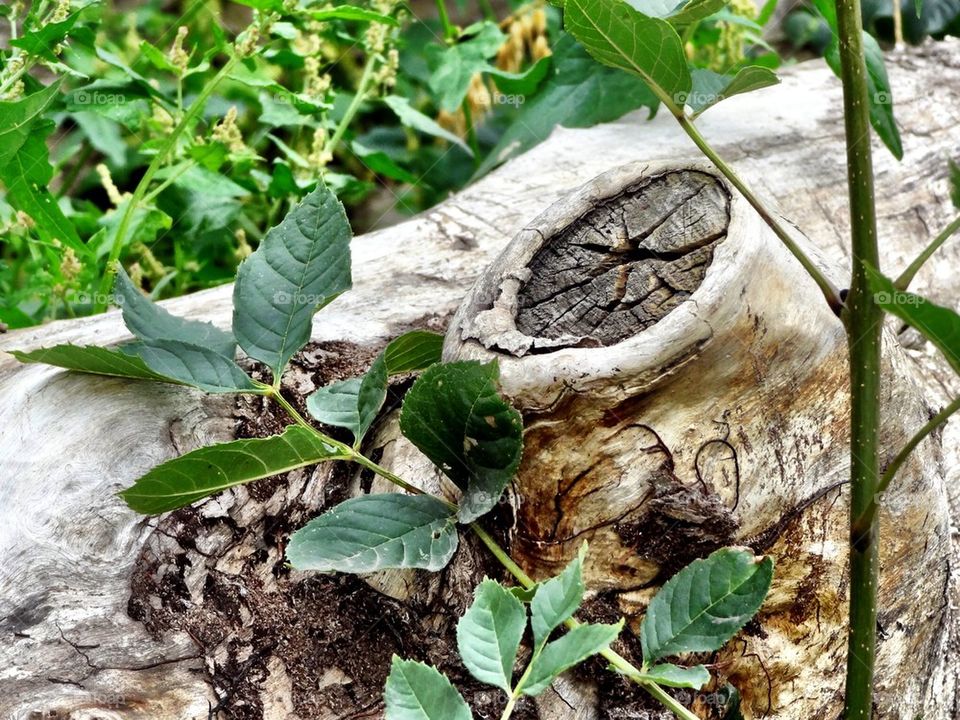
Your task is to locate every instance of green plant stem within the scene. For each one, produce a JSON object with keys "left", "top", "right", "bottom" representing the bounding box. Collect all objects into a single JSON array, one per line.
[
  {"left": 854, "top": 394, "right": 960, "bottom": 534},
  {"left": 323, "top": 52, "right": 379, "bottom": 159},
  {"left": 266, "top": 387, "right": 457, "bottom": 507},
  {"left": 92, "top": 52, "right": 242, "bottom": 313},
  {"left": 833, "top": 0, "right": 884, "bottom": 715},
  {"left": 470, "top": 524, "right": 700, "bottom": 720},
  {"left": 268, "top": 385, "right": 699, "bottom": 720},
  {"left": 676, "top": 115, "right": 844, "bottom": 316},
  {"left": 142, "top": 160, "right": 197, "bottom": 204},
  {"left": 894, "top": 214, "right": 960, "bottom": 291},
  {"left": 435, "top": 0, "right": 458, "bottom": 40}
]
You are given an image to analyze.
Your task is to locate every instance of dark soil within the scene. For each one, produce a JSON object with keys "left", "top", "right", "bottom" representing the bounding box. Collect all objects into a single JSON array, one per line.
[{"left": 126, "top": 335, "right": 713, "bottom": 720}]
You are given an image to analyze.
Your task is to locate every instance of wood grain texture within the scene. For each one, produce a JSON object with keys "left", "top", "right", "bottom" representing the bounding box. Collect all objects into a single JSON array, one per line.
[{"left": 0, "top": 42, "right": 959, "bottom": 718}]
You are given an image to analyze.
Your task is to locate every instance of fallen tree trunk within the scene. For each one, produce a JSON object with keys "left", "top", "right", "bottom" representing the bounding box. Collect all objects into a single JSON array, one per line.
[{"left": 1, "top": 42, "right": 959, "bottom": 720}]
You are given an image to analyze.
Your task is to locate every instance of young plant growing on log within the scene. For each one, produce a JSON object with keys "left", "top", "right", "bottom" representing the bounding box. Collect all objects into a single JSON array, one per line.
[
  {"left": 557, "top": 0, "right": 960, "bottom": 716},
  {"left": 12, "top": 182, "right": 774, "bottom": 720},
  {"left": 384, "top": 545, "right": 771, "bottom": 720}
]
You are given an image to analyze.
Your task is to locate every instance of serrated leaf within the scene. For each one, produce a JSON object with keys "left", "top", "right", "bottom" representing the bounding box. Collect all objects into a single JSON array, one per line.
[
  {"left": 384, "top": 657, "right": 473, "bottom": 720},
  {"left": 1, "top": 123, "right": 86, "bottom": 253},
  {"left": 306, "top": 354, "right": 387, "bottom": 445},
  {"left": 530, "top": 545, "right": 586, "bottom": 648},
  {"left": 11, "top": 14, "right": 79, "bottom": 62},
  {"left": 643, "top": 663, "right": 711, "bottom": 689},
  {"left": 399, "top": 361, "right": 523, "bottom": 523},
  {"left": 0, "top": 88, "right": 87, "bottom": 256},
  {"left": 865, "top": 266, "right": 960, "bottom": 375},
  {"left": 564, "top": 0, "right": 691, "bottom": 106},
  {"left": 522, "top": 621, "right": 623, "bottom": 696},
  {"left": 383, "top": 330, "right": 444, "bottom": 374},
  {"left": 114, "top": 268, "right": 236, "bottom": 358},
  {"left": 125, "top": 340, "right": 258, "bottom": 394},
  {"left": 232, "top": 185, "right": 352, "bottom": 382},
  {"left": 640, "top": 548, "right": 773, "bottom": 664},
  {"left": 0, "top": 82, "right": 61, "bottom": 167},
  {"left": 287, "top": 494, "right": 459, "bottom": 573},
  {"left": 9, "top": 344, "right": 175, "bottom": 383},
  {"left": 456, "top": 579, "right": 527, "bottom": 691},
  {"left": 119, "top": 425, "right": 343, "bottom": 514},
  {"left": 383, "top": 95, "right": 473, "bottom": 157},
  {"left": 687, "top": 66, "right": 780, "bottom": 116}
]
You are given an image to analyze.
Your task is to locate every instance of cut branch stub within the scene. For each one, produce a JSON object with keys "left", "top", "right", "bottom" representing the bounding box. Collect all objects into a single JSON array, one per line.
[
  {"left": 442, "top": 160, "right": 952, "bottom": 719},
  {"left": 516, "top": 170, "right": 730, "bottom": 347}
]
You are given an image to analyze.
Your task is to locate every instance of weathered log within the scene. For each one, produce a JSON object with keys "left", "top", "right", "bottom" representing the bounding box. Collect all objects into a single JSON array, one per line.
[{"left": 1, "top": 42, "right": 959, "bottom": 719}]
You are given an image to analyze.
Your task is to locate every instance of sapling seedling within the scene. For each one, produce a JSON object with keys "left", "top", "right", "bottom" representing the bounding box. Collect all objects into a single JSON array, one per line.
[{"left": 384, "top": 545, "right": 772, "bottom": 720}]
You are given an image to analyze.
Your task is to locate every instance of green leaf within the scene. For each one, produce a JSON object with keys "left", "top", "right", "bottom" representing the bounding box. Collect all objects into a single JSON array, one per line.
[
  {"left": 72, "top": 110, "right": 126, "bottom": 165},
  {"left": 114, "top": 268, "right": 236, "bottom": 358},
  {"left": 486, "top": 56, "right": 552, "bottom": 96},
  {"left": 126, "top": 340, "right": 259, "bottom": 394},
  {"left": 11, "top": 14, "right": 79, "bottom": 62},
  {"left": 865, "top": 266, "right": 960, "bottom": 375},
  {"left": 231, "top": 0, "right": 285, "bottom": 10},
  {"left": 643, "top": 663, "right": 711, "bottom": 689},
  {"left": 382, "top": 95, "right": 473, "bottom": 156},
  {"left": 311, "top": 6, "right": 399, "bottom": 24},
  {"left": 306, "top": 353, "right": 387, "bottom": 444},
  {"left": 687, "top": 66, "right": 780, "bottom": 116},
  {"left": 139, "top": 40, "right": 180, "bottom": 73},
  {"left": 384, "top": 657, "right": 473, "bottom": 720},
  {"left": 0, "top": 122, "right": 86, "bottom": 254},
  {"left": 426, "top": 22, "right": 505, "bottom": 111},
  {"left": 667, "top": 0, "right": 727, "bottom": 25},
  {"left": 817, "top": 1, "right": 902, "bottom": 160},
  {"left": 640, "top": 548, "right": 773, "bottom": 664},
  {"left": 530, "top": 545, "right": 586, "bottom": 647},
  {"left": 477, "top": 34, "right": 658, "bottom": 176},
  {"left": 232, "top": 184, "right": 352, "bottom": 382},
  {"left": 522, "top": 621, "right": 624, "bottom": 696},
  {"left": 456, "top": 579, "right": 527, "bottom": 691},
  {"left": 119, "top": 425, "right": 343, "bottom": 514},
  {"left": 351, "top": 141, "right": 419, "bottom": 184},
  {"left": 383, "top": 330, "right": 444, "bottom": 374},
  {"left": 9, "top": 344, "right": 175, "bottom": 383},
  {"left": 0, "top": 82, "right": 61, "bottom": 166},
  {"left": 564, "top": 0, "right": 691, "bottom": 105},
  {"left": 0, "top": 85, "right": 86, "bottom": 256},
  {"left": 399, "top": 361, "right": 523, "bottom": 523},
  {"left": 287, "top": 494, "right": 459, "bottom": 573}
]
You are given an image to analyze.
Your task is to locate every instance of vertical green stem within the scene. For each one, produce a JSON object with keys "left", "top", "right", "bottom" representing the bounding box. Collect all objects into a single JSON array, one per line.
[
  {"left": 93, "top": 53, "right": 241, "bottom": 312},
  {"left": 323, "top": 52, "right": 379, "bottom": 158},
  {"left": 833, "top": 0, "right": 883, "bottom": 716},
  {"left": 435, "top": 0, "right": 458, "bottom": 40}
]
